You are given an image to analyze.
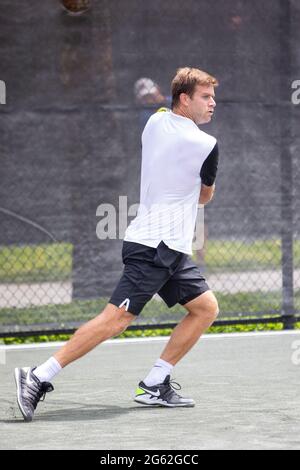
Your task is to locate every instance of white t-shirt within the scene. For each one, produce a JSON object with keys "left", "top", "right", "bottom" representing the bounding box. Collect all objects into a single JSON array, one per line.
[{"left": 124, "top": 110, "right": 217, "bottom": 255}]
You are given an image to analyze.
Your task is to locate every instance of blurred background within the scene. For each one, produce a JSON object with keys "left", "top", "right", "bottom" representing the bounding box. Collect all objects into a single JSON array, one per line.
[{"left": 0, "top": 0, "right": 299, "bottom": 336}]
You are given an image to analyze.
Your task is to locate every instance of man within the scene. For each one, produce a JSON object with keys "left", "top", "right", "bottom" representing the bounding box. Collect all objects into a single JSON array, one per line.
[
  {"left": 134, "top": 77, "right": 167, "bottom": 105},
  {"left": 134, "top": 77, "right": 172, "bottom": 131},
  {"left": 14, "top": 67, "right": 220, "bottom": 421}
]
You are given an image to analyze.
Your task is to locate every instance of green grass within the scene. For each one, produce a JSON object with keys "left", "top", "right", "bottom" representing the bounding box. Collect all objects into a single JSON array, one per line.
[
  {"left": 1, "top": 239, "right": 299, "bottom": 284},
  {"left": 0, "top": 243, "right": 72, "bottom": 282},
  {"left": 196, "top": 239, "right": 300, "bottom": 272},
  {"left": 1, "top": 290, "right": 299, "bottom": 330},
  {"left": 0, "top": 297, "right": 184, "bottom": 327}
]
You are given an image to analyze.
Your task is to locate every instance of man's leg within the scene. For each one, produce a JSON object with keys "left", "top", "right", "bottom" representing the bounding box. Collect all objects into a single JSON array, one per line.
[
  {"left": 134, "top": 291, "right": 218, "bottom": 408},
  {"left": 54, "top": 303, "right": 136, "bottom": 367},
  {"left": 160, "top": 290, "right": 219, "bottom": 365},
  {"left": 15, "top": 303, "right": 135, "bottom": 422}
]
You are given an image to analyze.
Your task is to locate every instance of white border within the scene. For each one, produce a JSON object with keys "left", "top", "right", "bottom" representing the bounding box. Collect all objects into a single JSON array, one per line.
[{"left": 1, "top": 329, "right": 300, "bottom": 351}]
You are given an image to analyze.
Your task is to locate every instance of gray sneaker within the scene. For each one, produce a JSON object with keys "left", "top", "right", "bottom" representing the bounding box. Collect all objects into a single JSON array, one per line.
[
  {"left": 134, "top": 375, "right": 195, "bottom": 407},
  {"left": 14, "top": 367, "right": 54, "bottom": 422}
]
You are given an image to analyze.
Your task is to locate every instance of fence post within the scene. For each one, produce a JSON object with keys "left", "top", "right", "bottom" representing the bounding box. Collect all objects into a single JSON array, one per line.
[{"left": 279, "top": 0, "right": 295, "bottom": 330}]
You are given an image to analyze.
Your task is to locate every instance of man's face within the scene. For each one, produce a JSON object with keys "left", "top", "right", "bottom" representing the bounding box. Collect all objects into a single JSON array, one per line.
[{"left": 185, "top": 84, "right": 216, "bottom": 125}]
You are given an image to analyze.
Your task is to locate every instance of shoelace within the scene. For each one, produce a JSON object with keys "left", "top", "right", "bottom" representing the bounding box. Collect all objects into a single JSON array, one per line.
[
  {"left": 161, "top": 379, "right": 182, "bottom": 400},
  {"left": 32, "top": 383, "right": 54, "bottom": 409},
  {"left": 168, "top": 379, "right": 182, "bottom": 391}
]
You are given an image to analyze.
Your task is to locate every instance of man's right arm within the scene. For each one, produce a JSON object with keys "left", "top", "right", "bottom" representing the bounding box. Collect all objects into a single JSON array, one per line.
[
  {"left": 199, "top": 183, "right": 215, "bottom": 205},
  {"left": 199, "top": 142, "right": 219, "bottom": 205}
]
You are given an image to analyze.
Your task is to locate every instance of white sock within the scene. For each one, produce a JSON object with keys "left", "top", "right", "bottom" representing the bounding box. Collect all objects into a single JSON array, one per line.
[
  {"left": 33, "top": 357, "right": 62, "bottom": 383},
  {"left": 143, "top": 358, "right": 174, "bottom": 386}
]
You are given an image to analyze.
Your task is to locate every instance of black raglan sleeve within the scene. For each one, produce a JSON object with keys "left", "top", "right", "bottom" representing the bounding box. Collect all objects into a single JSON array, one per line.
[{"left": 200, "top": 142, "right": 219, "bottom": 187}]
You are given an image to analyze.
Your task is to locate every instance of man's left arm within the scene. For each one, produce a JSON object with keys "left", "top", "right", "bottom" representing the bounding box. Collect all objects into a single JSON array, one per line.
[{"left": 199, "top": 142, "right": 219, "bottom": 205}]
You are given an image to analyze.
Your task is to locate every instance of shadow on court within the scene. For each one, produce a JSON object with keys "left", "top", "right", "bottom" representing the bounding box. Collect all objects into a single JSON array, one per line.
[{"left": 0, "top": 400, "right": 162, "bottom": 424}]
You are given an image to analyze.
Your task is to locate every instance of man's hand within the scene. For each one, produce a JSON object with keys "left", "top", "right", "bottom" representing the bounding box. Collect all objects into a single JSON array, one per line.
[{"left": 199, "top": 183, "right": 215, "bottom": 205}]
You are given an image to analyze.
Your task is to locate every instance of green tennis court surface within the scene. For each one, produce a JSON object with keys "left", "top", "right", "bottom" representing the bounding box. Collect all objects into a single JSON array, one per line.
[{"left": 0, "top": 331, "right": 300, "bottom": 450}]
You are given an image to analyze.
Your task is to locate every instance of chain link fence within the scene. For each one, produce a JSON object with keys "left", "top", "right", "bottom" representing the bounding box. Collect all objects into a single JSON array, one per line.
[{"left": 0, "top": 0, "right": 299, "bottom": 335}]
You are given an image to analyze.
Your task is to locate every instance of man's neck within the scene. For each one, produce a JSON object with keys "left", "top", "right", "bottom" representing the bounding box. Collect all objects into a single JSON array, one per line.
[{"left": 172, "top": 107, "right": 195, "bottom": 124}]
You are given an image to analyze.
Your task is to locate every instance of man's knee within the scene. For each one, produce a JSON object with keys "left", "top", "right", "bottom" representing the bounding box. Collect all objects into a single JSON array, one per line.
[
  {"left": 104, "top": 303, "right": 136, "bottom": 336},
  {"left": 185, "top": 291, "right": 219, "bottom": 321},
  {"left": 114, "top": 312, "right": 134, "bottom": 335}
]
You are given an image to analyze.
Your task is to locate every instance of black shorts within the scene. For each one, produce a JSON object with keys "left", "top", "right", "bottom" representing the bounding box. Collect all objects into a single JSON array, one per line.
[{"left": 109, "top": 241, "right": 210, "bottom": 316}]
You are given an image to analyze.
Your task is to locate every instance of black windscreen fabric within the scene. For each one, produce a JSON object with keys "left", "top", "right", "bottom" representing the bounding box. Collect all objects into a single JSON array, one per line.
[{"left": 0, "top": 0, "right": 299, "bottom": 334}]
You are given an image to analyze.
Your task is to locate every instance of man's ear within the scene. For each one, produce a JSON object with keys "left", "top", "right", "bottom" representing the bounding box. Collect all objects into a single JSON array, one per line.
[{"left": 179, "top": 92, "right": 190, "bottom": 107}]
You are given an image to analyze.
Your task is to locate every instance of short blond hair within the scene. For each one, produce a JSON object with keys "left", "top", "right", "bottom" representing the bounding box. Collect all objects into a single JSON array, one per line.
[{"left": 171, "top": 67, "right": 218, "bottom": 108}]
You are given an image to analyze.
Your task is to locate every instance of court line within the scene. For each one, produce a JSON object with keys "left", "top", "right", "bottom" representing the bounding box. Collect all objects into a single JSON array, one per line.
[{"left": 0, "top": 329, "right": 299, "bottom": 351}]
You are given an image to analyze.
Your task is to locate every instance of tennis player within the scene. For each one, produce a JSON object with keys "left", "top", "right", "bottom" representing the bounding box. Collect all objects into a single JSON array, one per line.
[{"left": 14, "top": 67, "right": 220, "bottom": 421}]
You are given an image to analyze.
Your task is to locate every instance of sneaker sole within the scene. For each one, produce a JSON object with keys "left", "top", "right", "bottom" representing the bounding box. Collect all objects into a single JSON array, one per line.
[
  {"left": 14, "top": 368, "right": 33, "bottom": 422},
  {"left": 134, "top": 395, "right": 195, "bottom": 408}
]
